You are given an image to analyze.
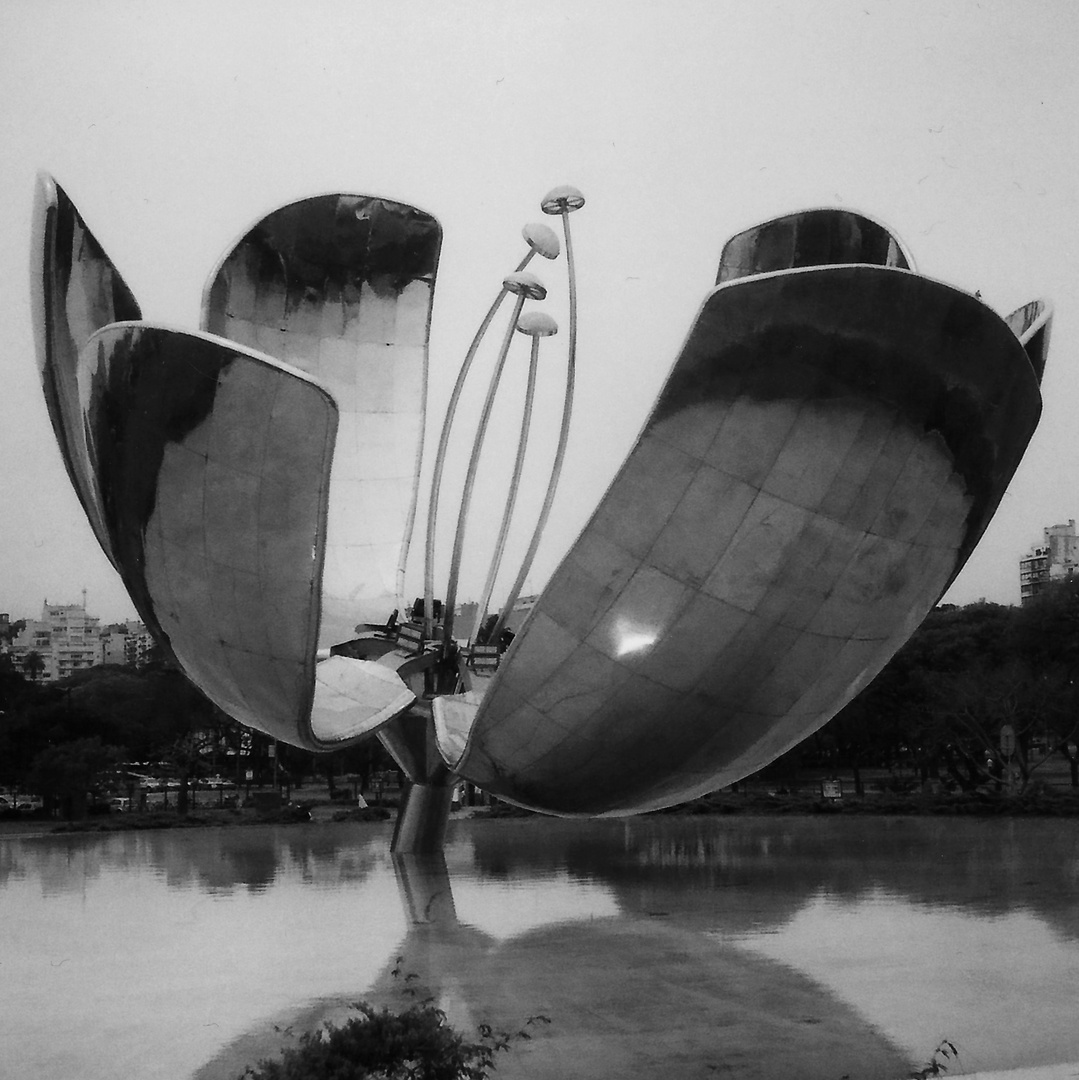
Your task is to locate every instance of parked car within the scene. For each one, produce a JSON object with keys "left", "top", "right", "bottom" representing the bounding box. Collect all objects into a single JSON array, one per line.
[
  {"left": 109, "top": 797, "right": 131, "bottom": 813},
  {"left": 3, "top": 794, "right": 43, "bottom": 813}
]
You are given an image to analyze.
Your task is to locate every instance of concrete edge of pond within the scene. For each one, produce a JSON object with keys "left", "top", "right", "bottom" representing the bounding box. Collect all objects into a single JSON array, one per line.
[{"left": 963, "top": 1066, "right": 1079, "bottom": 1080}]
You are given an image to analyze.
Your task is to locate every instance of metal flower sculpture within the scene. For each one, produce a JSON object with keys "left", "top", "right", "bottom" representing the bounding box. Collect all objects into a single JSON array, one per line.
[{"left": 32, "top": 174, "right": 1052, "bottom": 850}]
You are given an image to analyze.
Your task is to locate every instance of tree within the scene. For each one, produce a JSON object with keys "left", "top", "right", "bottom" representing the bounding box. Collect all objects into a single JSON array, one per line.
[
  {"left": 28, "top": 736, "right": 121, "bottom": 819},
  {"left": 818, "top": 689, "right": 911, "bottom": 794},
  {"left": 0, "top": 652, "right": 31, "bottom": 712},
  {"left": 21, "top": 650, "right": 46, "bottom": 682},
  {"left": 1010, "top": 579, "right": 1079, "bottom": 785},
  {"left": 820, "top": 590, "right": 1079, "bottom": 795},
  {"left": 241, "top": 999, "right": 520, "bottom": 1080},
  {"left": 923, "top": 661, "right": 1068, "bottom": 791},
  {"left": 0, "top": 704, "right": 37, "bottom": 792},
  {"left": 138, "top": 666, "right": 230, "bottom": 815}
]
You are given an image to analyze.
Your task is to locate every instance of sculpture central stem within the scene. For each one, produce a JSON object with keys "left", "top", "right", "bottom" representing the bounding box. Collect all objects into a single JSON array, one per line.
[{"left": 392, "top": 773, "right": 457, "bottom": 854}]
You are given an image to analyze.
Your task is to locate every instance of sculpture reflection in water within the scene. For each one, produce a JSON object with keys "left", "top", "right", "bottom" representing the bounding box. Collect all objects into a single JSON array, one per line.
[
  {"left": 33, "top": 175, "right": 1053, "bottom": 850},
  {"left": 348, "top": 850, "right": 913, "bottom": 1080}
]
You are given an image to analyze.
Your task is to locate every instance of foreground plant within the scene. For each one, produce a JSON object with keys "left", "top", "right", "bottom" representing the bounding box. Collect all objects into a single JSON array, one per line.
[
  {"left": 910, "top": 1038, "right": 960, "bottom": 1078},
  {"left": 238, "top": 963, "right": 551, "bottom": 1080}
]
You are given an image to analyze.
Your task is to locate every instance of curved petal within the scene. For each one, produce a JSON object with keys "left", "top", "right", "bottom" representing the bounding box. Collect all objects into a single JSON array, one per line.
[
  {"left": 716, "top": 207, "right": 913, "bottom": 284},
  {"left": 76, "top": 322, "right": 411, "bottom": 749},
  {"left": 201, "top": 193, "right": 442, "bottom": 643},
  {"left": 311, "top": 656, "right": 415, "bottom": 742},
  {"left": 453, "top": 264, "right": 1042, "bottom": 815},
  {"left": 31, "top": 173, "right": 141, "bottom": 567},
  {"left": 433, "top": 689, "right": 484, "bottom": 769},
  {"left": 1005, "top": 298, "right": 1053, "bottom": 383}
]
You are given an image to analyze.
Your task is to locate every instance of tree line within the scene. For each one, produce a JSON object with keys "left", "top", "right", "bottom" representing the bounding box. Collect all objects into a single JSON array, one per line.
[
  {"left": 3, "top": 579, "right": 1078, "bottom": 815},
  {"left": 0, "top": 653, "right": 393, "bottom": 818},
  {"left": 796, "top": 578, "right": 1079, "bottom": 794}
]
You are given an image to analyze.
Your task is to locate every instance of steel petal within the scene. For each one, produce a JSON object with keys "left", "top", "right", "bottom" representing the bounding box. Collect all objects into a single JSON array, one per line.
[
  {"left": 1005, "top": 298, "right": 1053, "bottom": 383},
  {"left": 202, "top": 193, "right": 442, "bottom": 640},
  {"left": 31, "top": 173, "right": 141, "bottom": 567},
  {"left": 311, "top": 656, "right": 415, "bottom": 743},
  {"left": 74, "top": 322, "right": 396, "bottom": 750},
  {"left": 456, "top": 265, "right": 1042, "bottom": 815}
]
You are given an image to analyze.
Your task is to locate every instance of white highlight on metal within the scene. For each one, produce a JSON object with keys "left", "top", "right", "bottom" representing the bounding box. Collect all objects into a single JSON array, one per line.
[{"left": 615, "top": 630, "right": 659, "bottom": 657}]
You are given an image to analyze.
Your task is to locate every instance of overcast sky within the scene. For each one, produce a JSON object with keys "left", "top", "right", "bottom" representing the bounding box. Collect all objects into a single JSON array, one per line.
[{"left": 1, "top": 0, "right": 1077, "bottom": 623}]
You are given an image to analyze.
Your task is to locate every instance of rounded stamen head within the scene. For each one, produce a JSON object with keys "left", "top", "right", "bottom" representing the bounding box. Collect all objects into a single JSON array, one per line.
[
  {"left": 541, "top": 185, "right": 586, "bottom": 215},
  {"left": 503, "top": 271, "right": 547, "bottom": 300},
  {"left": 516, "top": 311, "right": 558, "bottom": 337},
  {"left": 522, "top": 223, "right": 560, "bottom": 260}
]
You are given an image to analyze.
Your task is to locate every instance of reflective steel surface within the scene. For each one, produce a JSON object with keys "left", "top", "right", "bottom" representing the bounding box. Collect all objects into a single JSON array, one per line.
[
  {"left": 74, "top": 322, "right": 410, "bottom": 749},
  {"left": 31, "top": 173, "right": 141, "bottom": 565},
  {"left": 77, "top": 322, "right": 331, "bottom": 743},
  {"left": 1006, "top": 297, "right": 1053, "bottom": 382},
  {"left": 432, "top": 689, "right": 483, "bottom": 768},
  {"left": 203, "top": 194, "right": 441, "bottom": 642},
  {"left": 33, "top": 187, "right": 1050, "bottom": 821},
  {"left": 310, "top": 656, "right": 415, "bottom": 743},
  {"left": 456, "top": 255, "right": 1041, "bottom": 814},
  {"left": 717, "top": 207, "right": 912, "bottom": 284}
]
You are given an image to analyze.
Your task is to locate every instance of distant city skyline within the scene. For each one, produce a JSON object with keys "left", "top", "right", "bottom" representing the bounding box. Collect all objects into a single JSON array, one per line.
[{"left": 1, "top": 599, "right": 152, "bottom": 682}]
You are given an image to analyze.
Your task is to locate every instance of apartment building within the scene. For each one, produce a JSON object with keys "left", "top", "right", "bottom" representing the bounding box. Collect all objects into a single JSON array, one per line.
[
  {"left": 10, "top": 602, "right": 101, "bottom": 680},
  {"left": 1020, "top": 520, "right": 1079, "bottom": 605},
  {"left": 8, "top": 603, "right": 152, "bottom": 681}
]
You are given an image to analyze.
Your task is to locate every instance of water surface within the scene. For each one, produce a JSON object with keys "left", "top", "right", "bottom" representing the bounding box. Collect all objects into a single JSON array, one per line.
[{"left": 3, "top": 815, "right": 1077, "bottom": 1078}]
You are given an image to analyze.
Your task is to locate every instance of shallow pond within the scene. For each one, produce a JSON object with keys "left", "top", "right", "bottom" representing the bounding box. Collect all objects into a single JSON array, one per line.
[{"left": 2, "top": 815, "right": 1078, "bottom": 1078}]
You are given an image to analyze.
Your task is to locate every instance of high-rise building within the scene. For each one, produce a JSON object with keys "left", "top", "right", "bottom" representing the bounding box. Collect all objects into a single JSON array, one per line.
[
  {"left": 99, "top": 620, "right": 154, "bottom": 668},
  {"left": 1019, "top": 520, "right": 1079, "bottom": 605},
  {"left": 10, "top": 601, "right": 101, "bottom": 681},
  {"left": 6, "top": 600, "right": 152, "bottom": 681}
]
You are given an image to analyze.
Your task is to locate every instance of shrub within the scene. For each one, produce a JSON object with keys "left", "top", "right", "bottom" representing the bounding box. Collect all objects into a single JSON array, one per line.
[
  {"left": 252, "top": 803, "right": 311, "bottom": 824},
  {"left": 331, "top": 806, "right": 392, "bottom": 823},
  {"left": 238, "top": 1000, "right": 517, "bottom": 1080}
]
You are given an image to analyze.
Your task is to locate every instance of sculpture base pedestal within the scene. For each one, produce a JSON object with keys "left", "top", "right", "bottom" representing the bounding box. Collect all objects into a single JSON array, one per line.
[{"left": 391, "top": 781, "right": 455, "bottom": 854}]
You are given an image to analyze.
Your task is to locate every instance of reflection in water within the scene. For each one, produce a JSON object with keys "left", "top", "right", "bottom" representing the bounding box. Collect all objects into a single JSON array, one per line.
[
  {"left": 2, "top": 817, "right": 1078, "bottom": 1078},
  {"left": 396, "top": 848, "right": 620, "bottom": 938},
  {"left": 352, "top": 849, "right": 908, "bottom": 1080},
  {"left": 735, "top": 891, "right": 1079, "bottom": 1076},
  {"left": 470, "top": 816, "right": 1079, "bottom": 939},
  {"left": 0, "top": 824, "right": 385, "bottom": 896},
  {"left": 1, "top": 825, "right": 405, "bottom": 1080}
]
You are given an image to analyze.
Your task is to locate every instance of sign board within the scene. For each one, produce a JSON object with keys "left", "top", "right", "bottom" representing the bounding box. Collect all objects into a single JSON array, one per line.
[
  {"left": 1000, "top": 725, "right": 1016, "bottom": 757},
  {"left": 821, "top": 780, "right": 842, "bottom": 800}
]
